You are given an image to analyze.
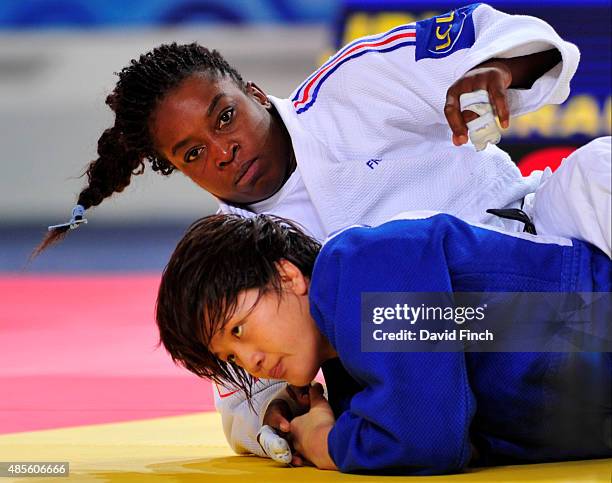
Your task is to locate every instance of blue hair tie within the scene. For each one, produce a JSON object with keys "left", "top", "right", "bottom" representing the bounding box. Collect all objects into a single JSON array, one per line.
[{"left": 48, "top": 204, "right": 88, "bottom": 231}]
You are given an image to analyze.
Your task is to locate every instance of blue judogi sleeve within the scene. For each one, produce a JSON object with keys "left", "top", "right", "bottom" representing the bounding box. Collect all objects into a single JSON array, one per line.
[{"left": 309, "top": 213, "right": 609, "bottom": 475}]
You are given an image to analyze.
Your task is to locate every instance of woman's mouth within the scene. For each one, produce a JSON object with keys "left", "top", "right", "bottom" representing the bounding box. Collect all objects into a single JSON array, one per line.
[
  {"left": 234, "top": 158, "right": 259, "bottom": 188},
  {"left": 268, "top": 360, "right": 284, "bottom": 380}
]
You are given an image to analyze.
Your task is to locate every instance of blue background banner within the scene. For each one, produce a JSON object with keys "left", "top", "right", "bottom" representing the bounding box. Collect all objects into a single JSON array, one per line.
[{"left": 0, "top": 0, "right": 338, "bottom": 27}]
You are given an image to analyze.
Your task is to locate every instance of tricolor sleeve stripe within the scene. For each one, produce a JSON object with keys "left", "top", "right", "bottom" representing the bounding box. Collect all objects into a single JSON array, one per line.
[
  {"left": 293, "top": 23, "right": 415, "bottom": 96},
  {"left": 292, "top": 24, "right": 416, "bottom": 113}
]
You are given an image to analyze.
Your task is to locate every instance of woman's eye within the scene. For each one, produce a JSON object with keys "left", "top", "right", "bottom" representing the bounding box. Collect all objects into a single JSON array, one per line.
[
  {"left": 231, "top": 325, "right": 243, "bottom": 338},
  {"left": 219, "top": 108, "right": 234, "bottom": 128},
  {"left": 184, "top": 147, "right": 204, "bottom": 163}
]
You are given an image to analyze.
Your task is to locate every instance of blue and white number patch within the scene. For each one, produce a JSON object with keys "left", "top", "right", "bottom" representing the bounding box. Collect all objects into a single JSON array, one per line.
[{"left": 416, "top": 3, "right": 480, "bottom": 61}]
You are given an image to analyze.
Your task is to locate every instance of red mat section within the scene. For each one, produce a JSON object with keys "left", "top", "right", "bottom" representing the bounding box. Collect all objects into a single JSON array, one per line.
[{"left": 0, "top": 275, "right": 215, "bottom": 434}]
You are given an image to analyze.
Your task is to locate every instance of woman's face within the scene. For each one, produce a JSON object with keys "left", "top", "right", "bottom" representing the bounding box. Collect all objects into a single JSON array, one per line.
[
  {"left": 208, "top": 261, "right": 335, "bottom": 386},
  {"left": 149, "top": 74, "right": 292, "bottom": 204}
]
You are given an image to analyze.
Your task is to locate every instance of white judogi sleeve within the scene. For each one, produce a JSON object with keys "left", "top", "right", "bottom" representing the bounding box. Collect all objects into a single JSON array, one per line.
[
  {"left": 212, "top": 3, "right": 581, "bottom": 457},
  {"left": 454, "top": 3, "right": 579, "bottom": 116},
  {"left": 530, "top": 137, "right": 612, "bottom": 258},
  {"left": 213, "top": 380, "right": 288, "bottom": 457}
]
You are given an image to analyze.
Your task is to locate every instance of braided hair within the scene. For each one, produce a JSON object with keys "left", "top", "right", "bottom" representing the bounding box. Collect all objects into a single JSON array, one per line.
[{"left": 34, "top": 43, "right": 245, "bottom": 256}]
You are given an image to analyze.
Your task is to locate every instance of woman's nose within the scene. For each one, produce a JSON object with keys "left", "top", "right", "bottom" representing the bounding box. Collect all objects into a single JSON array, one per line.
[
  {"left": 212, "top": 141, "right": 237, "bottom": 169},
  {"left": 238, "top": 347, "right": 264, "bottom": 376}
]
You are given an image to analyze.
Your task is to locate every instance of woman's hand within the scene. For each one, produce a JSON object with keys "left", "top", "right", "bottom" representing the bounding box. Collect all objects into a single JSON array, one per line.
[
  {"left": 444, "top": 61, "right": 512, "bottom": 147},
  {"left": 444, "top": 49, "right": 562, "bottom": 146},
  {"left": 263, "top": 384, "right": 312, "bottom": 433},
  {"left": 289, "top": 384, "right": 338, "bottom": 470},
  {"left": 262, "top": 384, "right": 312, "bottom": 466}
]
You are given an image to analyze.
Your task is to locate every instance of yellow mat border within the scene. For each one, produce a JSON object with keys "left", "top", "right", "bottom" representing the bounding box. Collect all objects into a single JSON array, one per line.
[{"left": 0, "top": 413, "right": 610, "bottom": 482}]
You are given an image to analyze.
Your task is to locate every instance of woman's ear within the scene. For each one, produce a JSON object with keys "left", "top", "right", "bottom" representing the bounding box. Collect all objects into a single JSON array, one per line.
[
  {"left": 276, "top": 259, "right": 309, "bottom": 295},
  {"left": 246, "top": 81, "right": 271, "bottom": 108}
]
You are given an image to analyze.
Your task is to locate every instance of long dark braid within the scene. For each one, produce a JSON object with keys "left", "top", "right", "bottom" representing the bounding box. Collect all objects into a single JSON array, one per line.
[{"left": 33, "top": 42, "right": 245, "bottom": 257}]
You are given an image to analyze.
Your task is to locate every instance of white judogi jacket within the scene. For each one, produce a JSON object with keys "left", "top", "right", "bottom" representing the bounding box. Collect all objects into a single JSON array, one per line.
[{"left": 216, "top": 3, "right": 580, "bottom": 457}]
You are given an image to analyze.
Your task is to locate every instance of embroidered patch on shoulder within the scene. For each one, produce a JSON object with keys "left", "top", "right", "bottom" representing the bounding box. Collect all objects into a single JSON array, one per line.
[{"left": 415, "top": 3, "right": 480, "bottom": 61}]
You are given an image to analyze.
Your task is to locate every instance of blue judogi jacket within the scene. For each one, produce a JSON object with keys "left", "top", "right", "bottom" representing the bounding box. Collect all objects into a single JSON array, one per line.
[{"left": 310, "top": 214, "right": 611, "bottom": 475}]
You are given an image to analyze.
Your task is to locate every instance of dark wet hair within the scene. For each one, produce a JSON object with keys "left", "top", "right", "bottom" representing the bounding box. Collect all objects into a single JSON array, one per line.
[
  {"left": 34, "top": 43, "right": 245, "bottom": 257},
  {"left": 156, "top": 214, "right": 321, "bottom": 399}
]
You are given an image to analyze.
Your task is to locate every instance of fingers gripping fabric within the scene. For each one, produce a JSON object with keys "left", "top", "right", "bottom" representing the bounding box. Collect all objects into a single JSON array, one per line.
[{"left": 460, "top": 90, "right": 502, "bottom": 151}]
